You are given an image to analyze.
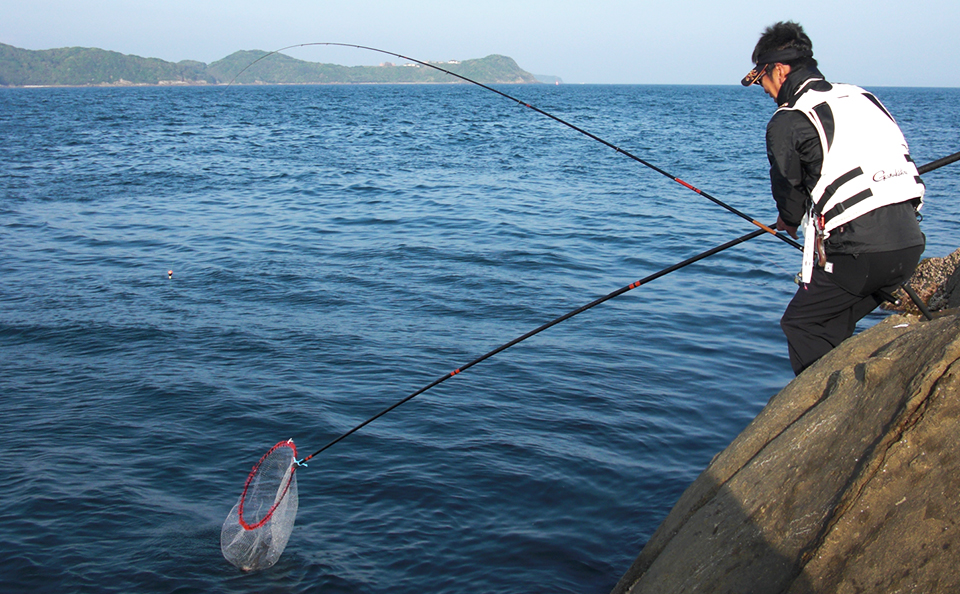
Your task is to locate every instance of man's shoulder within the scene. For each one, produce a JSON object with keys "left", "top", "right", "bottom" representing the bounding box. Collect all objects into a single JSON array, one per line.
[
  {"left": 782, "top": 79, "right": 834, "bottom": 108},
  {"left": 766, "top": 106, "right": 821, "bottom": 155},
  {"left": 767, "top": 108, "right": 815, "bottom": 132}
]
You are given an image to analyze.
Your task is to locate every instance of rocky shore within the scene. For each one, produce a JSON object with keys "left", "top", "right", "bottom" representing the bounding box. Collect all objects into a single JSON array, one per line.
[{"left": 613, "top": 249, "right": 960, "bottom": 593}]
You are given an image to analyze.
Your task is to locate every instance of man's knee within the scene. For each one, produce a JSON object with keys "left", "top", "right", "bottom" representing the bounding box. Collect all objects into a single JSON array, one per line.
[{"left": 780, "top": 309, "right": 801, "bottom": 338}]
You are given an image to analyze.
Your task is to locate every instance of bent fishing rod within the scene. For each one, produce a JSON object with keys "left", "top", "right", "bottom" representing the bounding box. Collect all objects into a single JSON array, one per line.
[
  {"left": 226, "top": 42, "right": 795, "bottom": 247},
  {"left": 230, "top": 44, "right": 960, "bottom": 252}
]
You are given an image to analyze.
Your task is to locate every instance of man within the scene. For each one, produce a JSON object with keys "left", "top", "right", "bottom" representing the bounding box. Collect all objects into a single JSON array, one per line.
[{"left": 742, "top": 21, "right": 925, "bottom": 375}]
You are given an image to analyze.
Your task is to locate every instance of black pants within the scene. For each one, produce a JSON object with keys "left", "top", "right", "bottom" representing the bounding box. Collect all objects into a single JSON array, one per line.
[{"left": 780, "top": 245, "right": 924, "bottom": 376}]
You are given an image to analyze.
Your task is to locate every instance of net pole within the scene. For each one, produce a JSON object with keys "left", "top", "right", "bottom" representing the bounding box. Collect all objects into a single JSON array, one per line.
[{"left": 298, "top": 227, "right": 768, "bottom": 465}]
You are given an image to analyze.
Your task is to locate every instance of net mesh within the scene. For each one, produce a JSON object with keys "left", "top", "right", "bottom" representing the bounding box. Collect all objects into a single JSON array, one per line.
[{"left": 221, "top": 439, "right": 299, "bottom": 572}]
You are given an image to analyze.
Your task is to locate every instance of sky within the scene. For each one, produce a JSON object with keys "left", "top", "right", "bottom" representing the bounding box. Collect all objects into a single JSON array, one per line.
[{"left": 3, "top": 0, "right": 959, "bottom": 86}]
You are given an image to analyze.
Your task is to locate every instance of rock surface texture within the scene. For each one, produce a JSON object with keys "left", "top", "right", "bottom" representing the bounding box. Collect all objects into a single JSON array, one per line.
[{"left": 612, "top": 311, "right": 960, "bottom": 593}]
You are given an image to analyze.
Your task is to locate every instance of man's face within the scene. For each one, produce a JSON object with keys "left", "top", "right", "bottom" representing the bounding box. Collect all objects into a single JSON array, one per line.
[{"left": 760, "top": 63, "right": 789, "bottom": 102}]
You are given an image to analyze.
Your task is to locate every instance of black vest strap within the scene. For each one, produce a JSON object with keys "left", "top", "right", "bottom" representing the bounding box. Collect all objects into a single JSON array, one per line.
[
  {"left": 814, "top": 167, "right": 863, "bottom": 216},
  {"left": 822, "top": 188, "right": 875, "bottom": 225}
]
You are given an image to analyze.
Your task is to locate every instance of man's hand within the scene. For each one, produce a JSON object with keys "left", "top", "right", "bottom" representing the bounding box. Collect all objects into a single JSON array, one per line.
[{"left": 776, "top": 215, "right": 799, "bottom": 239}]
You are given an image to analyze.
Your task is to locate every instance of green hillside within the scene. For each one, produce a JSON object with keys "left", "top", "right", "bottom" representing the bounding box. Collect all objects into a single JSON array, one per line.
[
  {"left": 0, "top": 43, "right": 213, "bottom": 86},
  {"left": 0, "top": 43, "right": 540, "bottom": 87}
]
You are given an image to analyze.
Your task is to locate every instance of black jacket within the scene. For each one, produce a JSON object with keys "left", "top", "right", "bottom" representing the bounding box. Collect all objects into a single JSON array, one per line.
[{"left": 765, "top": 66, "right": 924, "bottom": 255}]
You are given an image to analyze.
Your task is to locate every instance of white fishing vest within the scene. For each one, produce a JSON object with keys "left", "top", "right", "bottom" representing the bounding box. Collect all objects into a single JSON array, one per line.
[{"left": 777, "top": 82, "right": 924, "bottom": 282}]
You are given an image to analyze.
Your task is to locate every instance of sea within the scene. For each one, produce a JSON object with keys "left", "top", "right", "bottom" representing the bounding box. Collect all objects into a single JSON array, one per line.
[{"left": 1, "top": 82, "right": 958, "bottom": 594}]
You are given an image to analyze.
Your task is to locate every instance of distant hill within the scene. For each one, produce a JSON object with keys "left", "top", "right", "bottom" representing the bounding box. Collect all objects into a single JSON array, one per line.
[
  {"left": 0, "top": 43, "right": 213, "bottom": 86},
  {"left": 0, "top": 43, "right": 541, "bottom": 87}
]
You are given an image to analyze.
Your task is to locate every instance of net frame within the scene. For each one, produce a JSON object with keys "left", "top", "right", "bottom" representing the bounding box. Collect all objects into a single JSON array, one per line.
[{"left": 237, "top": 439, "right": 298, "bottom": 530}]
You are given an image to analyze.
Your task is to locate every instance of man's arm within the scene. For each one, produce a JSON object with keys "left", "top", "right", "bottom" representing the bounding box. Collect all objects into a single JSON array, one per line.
[{"left": 765, "top": 110, "right": 823, "bottom": 228}]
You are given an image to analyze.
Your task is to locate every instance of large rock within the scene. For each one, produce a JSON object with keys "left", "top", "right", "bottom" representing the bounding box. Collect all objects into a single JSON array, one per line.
[{"left": 612, "top": 311, "right": 960, "bottom": 593}]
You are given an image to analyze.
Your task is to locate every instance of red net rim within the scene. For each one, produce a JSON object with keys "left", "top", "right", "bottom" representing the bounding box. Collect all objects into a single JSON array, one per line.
[{"left": 238, "top": 439, "right": 298, "bottom": 531}]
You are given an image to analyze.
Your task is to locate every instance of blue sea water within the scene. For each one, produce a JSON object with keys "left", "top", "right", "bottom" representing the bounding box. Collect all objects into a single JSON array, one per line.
[{"left": 1, "top": 82, "right": 958, "bottom": 594}]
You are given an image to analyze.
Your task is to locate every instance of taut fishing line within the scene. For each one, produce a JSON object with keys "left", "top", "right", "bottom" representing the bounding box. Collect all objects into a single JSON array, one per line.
[{"left": 219, "top": 43, "right": 960, "bottom": 571}]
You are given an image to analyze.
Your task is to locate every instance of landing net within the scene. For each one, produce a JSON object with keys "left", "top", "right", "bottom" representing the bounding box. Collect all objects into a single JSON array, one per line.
[{"left": 221, "top": 439, "right": 299, "bottom": 572}]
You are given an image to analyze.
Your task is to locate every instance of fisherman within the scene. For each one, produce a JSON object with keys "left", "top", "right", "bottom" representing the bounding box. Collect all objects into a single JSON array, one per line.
[{"left": 742, "top": 21, "right": 925, "bottom": 375}]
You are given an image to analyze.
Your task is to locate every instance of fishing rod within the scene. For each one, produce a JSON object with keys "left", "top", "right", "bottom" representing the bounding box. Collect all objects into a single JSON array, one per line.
[
  {"left": 918, "top": 151, "right": 960, "bottom": 175},
  {"left": 226, "top": 42, "right": 799, "bottom": 249},
  {"left": 297, "top": 226, "right": 768, "bottom": 465}
]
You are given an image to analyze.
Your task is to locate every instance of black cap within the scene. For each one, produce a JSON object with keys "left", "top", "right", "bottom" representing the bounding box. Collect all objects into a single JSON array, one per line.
[
  {"left": 741, "top": 64, "right": 768, "bottom": 87},
  {"left": 740, "top": 47, "right": 813, "bottom": 86}
]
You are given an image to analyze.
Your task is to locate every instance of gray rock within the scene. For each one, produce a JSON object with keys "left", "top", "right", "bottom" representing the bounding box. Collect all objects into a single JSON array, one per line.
[
  {"left": 612, "top": 312, "right": 960, "bottom": 594},
  {"left": 885, "top": 248, "right": 960, "bottom": 314},
  {"left": 947, "top": 265, "right": 960, "bottom": 310}
]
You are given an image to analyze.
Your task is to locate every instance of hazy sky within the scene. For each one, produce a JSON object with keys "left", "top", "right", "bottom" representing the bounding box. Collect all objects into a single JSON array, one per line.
[{"left": 3, "top": 0, "right": 958, "bottom": 86}]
